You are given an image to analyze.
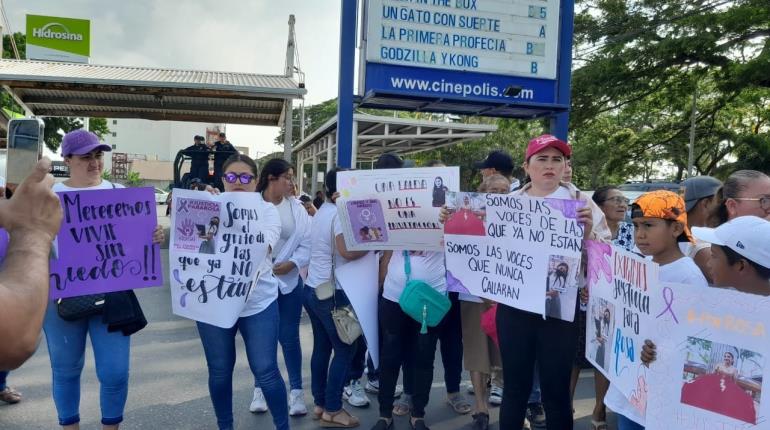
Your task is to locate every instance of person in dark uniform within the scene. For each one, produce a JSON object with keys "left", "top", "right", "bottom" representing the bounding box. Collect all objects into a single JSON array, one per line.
[
  {"left": 213, "top": 132, "right": 237, "bottom": 190},
  {"left": 184, "top": 135, "right": 211, "bottom": 184}
]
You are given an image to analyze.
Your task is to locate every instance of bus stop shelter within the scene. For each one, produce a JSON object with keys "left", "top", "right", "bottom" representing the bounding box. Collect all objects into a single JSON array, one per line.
[
  {"left": 293, "top": 113, "right": 496, "bottom": 194},
  {"left": 0, "top": 59, "right": 306, "bottom": 127}
]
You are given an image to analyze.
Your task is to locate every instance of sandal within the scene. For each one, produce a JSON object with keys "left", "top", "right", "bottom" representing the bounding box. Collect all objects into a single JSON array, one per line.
[
  {"left": 0, "top": 387, "right": 22, "bottom": 404},
  {"left": 320, "top": 408, "right": 360, "bottom": 428},
  {"left": 591, "top": 419, "right": 608, "bottom": 430},
  {"left": 370, "top": 418, "right": 393, "bottom": 430},
  {"left": 392, "top": 393, "right": 412, "bottom": 416},
  {"left": 471, "top": 412, "right": 490, "bottom": 430},
  {"left": 447, "top": 393, "right": 472, "bottom": 415}
]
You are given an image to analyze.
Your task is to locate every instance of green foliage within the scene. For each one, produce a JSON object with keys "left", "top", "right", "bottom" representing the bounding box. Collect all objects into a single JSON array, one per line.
[
  {"left": 2, "top": 33, "right": 26, "bottom": 60},
  {"left": 101, "top": 171, "right": 112, "bottom": 180},
  {"left": 124, "top": 171, "right": 144, "bottom": 187}
]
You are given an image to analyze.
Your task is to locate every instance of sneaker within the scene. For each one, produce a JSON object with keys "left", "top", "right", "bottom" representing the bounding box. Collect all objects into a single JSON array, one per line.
[
  {"left": 522, "top": 417, "right": 532, "bottom": 430},
  {"left": 343, "top": 379, "right": 370, "bottom": 407},
  {"left": 364, "top": 379, "right": 403, "bottom": 398},
  {"left": 526, "top": 402, "right": 546, "bottom": 428},
  {"left": 488, "top": 384, "right": 503, "bottom": 406},
  {"left": 249, "top": 387, "right": 268, "bottom": 413},
  {"left": 466, "top": 382, "right": 475, "bottom": 395},
  {"left": 288, "top": 389, "right": 308, "bottom": 416}
]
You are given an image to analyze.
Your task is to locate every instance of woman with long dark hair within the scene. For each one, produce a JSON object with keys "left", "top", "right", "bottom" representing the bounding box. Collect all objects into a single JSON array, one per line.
[
  {"left": 247, "top": 158, "right": 312, "bottom": 417},
  {"left": 196, "top": 154, "right": 289, "bottom": 430}
]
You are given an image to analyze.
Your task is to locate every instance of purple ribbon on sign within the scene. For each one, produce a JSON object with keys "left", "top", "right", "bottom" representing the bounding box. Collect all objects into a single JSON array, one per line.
[{"left": 655, "top": 286, "right": 678, "bottom": 323}]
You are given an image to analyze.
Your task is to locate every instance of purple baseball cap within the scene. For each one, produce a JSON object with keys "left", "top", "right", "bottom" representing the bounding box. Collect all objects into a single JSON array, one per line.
[{"left": 61, "top": 129, "right": 112, "bottom": 157}]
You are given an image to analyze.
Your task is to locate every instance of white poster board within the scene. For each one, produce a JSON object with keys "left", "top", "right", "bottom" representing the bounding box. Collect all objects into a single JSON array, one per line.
[
  {"left": 169, "top": 190, "right": 271, "bottom": 328},
  {"left": 585, "top": 241, "right": 659, "bottom": 409},
  {"left": 336, "top": 252, "right": 381, "bottom": 369},
  {"left": 336, "top": 167, "right": 459, "bottom": 251},
  {"left": 646, "top": 284, "right": 770, "bottom": 430},
  {"left": 444, "top": 192, "right": 584, "bottom": 319}
]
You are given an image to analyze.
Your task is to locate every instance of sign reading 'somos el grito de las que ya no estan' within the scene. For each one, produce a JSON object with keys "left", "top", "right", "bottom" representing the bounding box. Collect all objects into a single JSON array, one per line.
[{"left": 26, "top": 14, "right": 90, "bottom": 63}]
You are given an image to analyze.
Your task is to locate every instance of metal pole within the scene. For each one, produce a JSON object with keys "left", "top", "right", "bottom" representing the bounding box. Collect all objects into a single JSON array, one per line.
[
  {"left": 336, "top": 0, "right": 357, "bottom": 168},
  {"left": 688, "top": 84, "right": 697, "bottom": 178},
  {"left": 283, "top": 15, "right": 296, "bottom": 162},
  {"left": 549, "top": 0, "right": 575, "bottom": 142}
]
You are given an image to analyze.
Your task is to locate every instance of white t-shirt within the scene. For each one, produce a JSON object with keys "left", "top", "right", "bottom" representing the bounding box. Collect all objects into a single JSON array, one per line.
[
  {"left": 273, "top": 196, "right": 296, "bottom": 258},
  {"left": 604, "top": 256, "right": 708, "bottom": 425},
  {"left": 53, "top": 180, "right": 125, "bottom": 192},
  {"left": 238, "top": 193, "right": 282, "bottom": 317},
  {"left": 383, "top": 251, "right": 447, "bottom": 303},
  {"left": 306, "top": 202, "right": 349, "bottom": 290},
  {"left": 679, "top": 239, "right": 710, "bottom": 259}
]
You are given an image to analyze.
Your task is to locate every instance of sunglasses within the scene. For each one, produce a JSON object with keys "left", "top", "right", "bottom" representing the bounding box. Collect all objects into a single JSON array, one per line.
[
  {"left": 603, "top": 196, "right": 630, "bottom": 205},
  {"left": 223, "top": 172, "right": 255, "bottom": 184}
]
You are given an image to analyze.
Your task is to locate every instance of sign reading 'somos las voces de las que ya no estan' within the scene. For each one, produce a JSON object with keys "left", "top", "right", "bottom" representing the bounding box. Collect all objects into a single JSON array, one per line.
[
  {"left": 367, "top": 0, "right": 560, "bottom": 79},
  {"left": 26, "top": 14, "right": 90, "bottom": 63}
]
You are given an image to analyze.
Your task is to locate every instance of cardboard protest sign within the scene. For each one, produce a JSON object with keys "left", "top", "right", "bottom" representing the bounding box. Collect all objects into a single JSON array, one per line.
[
  {"left": 169, "top": 190, "right": 271, "bottom": 328},
  {"left": 0, "top": 228, "right": 7, "bottom": 262},
  {"left": 49, "top": 187, "right": 162, "bottom": 299},
  {"left": 336, "top": 167, "right": 459, "bottom": 251},
  {"left": 336, "top": 252, "right": 380, "bottom": 369},
  {"left": 646, "top": 284, "right": 770, "bottom": 430},
  {"left": 585, "top": 241, "right": 659, "bottom": 409},
  {"left": 444, "top": 192, "right": 584, "bottom": 320}
]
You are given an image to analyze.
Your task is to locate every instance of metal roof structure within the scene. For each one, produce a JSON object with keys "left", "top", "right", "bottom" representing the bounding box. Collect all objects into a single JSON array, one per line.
[
  {"left": 293, "top": 113, "right": 496, "bottom": 194},
  {"left": 0, "top": 59, "right": 306, "bottom": 126}
]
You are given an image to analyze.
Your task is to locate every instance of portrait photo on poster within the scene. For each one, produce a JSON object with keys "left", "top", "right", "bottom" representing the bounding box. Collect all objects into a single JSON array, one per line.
[
  {"left": 432, "top": 176, "right": 449, "bottom": 207},
  {"left": 680, "top": 336, "right": 763, "bottom": 425},
  {"left": 544, "top": 254, "right": 580, "bottom": 320},
  {"left": 444, "top": 192, "right": 487, "bottom": 236},
  {"left": 588, "top": 298, "right": 615, "bottom": 372},
  {"left": 173, "top": 198, "right": 222, "bottom": 254}
]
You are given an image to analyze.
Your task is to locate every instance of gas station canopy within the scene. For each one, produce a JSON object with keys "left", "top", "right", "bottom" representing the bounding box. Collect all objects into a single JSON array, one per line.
[{"left": 0, "top": 59, "right": 306, "bottom": 126}]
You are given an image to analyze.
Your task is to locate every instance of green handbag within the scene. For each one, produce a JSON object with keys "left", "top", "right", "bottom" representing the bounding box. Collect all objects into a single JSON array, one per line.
[{"left": 398, "top": 251, "right": 451, "bottom": 334}]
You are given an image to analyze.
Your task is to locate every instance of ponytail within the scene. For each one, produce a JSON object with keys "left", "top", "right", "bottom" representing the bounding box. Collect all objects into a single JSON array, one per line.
[{"left": 256, "top": 158, "right": 292, "bottom": 193}]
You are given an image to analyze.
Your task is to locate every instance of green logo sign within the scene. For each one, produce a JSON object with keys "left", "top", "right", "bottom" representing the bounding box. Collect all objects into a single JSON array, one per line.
[{"left": 26, "top": 14, "right": 90, "bottom": 59}]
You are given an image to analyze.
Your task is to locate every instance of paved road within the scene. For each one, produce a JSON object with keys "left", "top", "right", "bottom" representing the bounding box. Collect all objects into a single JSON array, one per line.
[{"left": 0, "top": 215, "right": 618, "bottom": 429}]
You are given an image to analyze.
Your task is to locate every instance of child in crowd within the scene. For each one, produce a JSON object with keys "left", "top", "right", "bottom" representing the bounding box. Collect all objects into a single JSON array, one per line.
[{"left": 604, "top": 190, "right": 708, "bottom": 430}]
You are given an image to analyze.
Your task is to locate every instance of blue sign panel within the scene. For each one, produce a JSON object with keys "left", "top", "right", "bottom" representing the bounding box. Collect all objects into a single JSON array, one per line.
[{"left": 364, "top": 62, "right": 557, "bottom": 106}]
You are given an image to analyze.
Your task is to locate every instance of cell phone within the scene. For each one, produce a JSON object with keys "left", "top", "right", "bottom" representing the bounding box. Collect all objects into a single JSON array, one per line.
[{"left": 5, "top": 118, "right": 44, "bottom": 192}]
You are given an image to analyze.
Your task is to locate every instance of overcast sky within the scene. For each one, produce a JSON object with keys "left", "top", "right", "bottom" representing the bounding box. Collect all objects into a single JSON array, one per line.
[{"left": 5, "top": 0, "right": 343, "bottom": 156}]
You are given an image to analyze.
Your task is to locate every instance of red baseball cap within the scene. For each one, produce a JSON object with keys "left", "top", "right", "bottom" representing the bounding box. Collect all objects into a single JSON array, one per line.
[{"left": 526, "top": 134, "right": 571, "bottom": 160}]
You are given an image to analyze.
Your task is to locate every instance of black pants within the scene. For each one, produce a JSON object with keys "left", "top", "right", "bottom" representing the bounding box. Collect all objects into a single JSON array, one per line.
[
  {"left": 403, "top": 292, "right": 462, "bottom": 395},
  {"left": 496, "top": 304, "right": 578, "bottom": 430},
  {"left": 378, "top": 297, "right": 439, "bottom": 418},
  {"left": 347, "top": 337, "right": 367, "bottom": 382}
]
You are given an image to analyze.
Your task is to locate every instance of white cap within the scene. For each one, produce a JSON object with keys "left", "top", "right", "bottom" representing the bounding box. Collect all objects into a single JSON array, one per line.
[{"left": 692, "top": 216, "right": 770, "bottom": 269}]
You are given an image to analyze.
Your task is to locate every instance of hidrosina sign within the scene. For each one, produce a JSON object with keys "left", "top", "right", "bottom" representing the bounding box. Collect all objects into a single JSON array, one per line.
[
  {"left": 362, "top": 0, "right": 564, "bottom": 106},
  {"left": 26, "top": 14, "right": 90, "bottom": 63}
]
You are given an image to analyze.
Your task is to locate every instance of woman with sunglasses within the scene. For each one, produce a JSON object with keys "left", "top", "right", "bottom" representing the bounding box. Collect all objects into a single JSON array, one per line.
[
  {"left": 44, "top": 130, "right": 164, "bottom": 430},
  {"left": 248, "top": 158, "right": 312, "bottom": 417},
  {"left": 196, "top": 154, "right": 289, "bottom": 430}
]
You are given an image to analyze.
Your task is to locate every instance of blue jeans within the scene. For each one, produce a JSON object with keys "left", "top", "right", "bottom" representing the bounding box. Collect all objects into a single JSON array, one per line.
[
  {"left": 303, "top": 285, "right": 357, "bottom": 412},
  {"left": 43, "top": 302, "right": 130, "bottom": 426},
  {"left": 257, "top": 279, "right": 304, "bottom": 390},
  {"left": 617, "top": 414, "right": 645, "bottom": 430},
  {"left": 0, "top": 371, "right": 8, "bottom": 391},
  {"left": 197, "top": 300, "right": 288, "bottom": 430}
]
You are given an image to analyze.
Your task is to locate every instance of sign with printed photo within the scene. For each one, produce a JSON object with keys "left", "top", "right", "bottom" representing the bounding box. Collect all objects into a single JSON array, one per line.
[
  {"left": 585, "top": 241, "right": 659, "bottom": 410},
  {"left": 646, "top": 284, "right": 770, "bottom": 429},
  {"left": 336, "top": 167, "right": 459, "bottom": 251},
  {"left": 49, "top": 187, "right": 162, "bottom": 299},
  {"left": 169, "top": 189, "right": 271, "bottom": 328},
  {"left": 444, "top": 192, "right": 584, "bottom": 319}
]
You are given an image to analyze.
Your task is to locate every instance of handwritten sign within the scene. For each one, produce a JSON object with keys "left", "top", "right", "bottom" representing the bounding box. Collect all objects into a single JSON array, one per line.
[
  {"left": 585, "top": 241, "right": 659, "bottom": 410},
  {"left": 49, "top": 187, "right": 162, "bottom": 299},
  {"left": 646, "top": 284, "right": 770, "bottom": 430},
  {"left": 169, "top": 189, "right": 271, "bottom": 328},
  {"left": 444, "top": 192, "right": 584, "bottom": 319},
  {"left": 336, "top": 167, "right": 459, "bottom": 251}
]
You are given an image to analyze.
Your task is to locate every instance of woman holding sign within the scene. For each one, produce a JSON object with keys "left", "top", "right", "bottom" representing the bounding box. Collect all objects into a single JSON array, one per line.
[
  {"left": 194, "top": 154, "right": 290, "bottom": 430},
  {"left": 495, "top": 135, "right": 610, "bottom": 430},
  {"left": 249, "top": 158, "right": 312, "bottom": 417},
  {"left": 43, "top": 130, "right": 164, "bottom": 430}
]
